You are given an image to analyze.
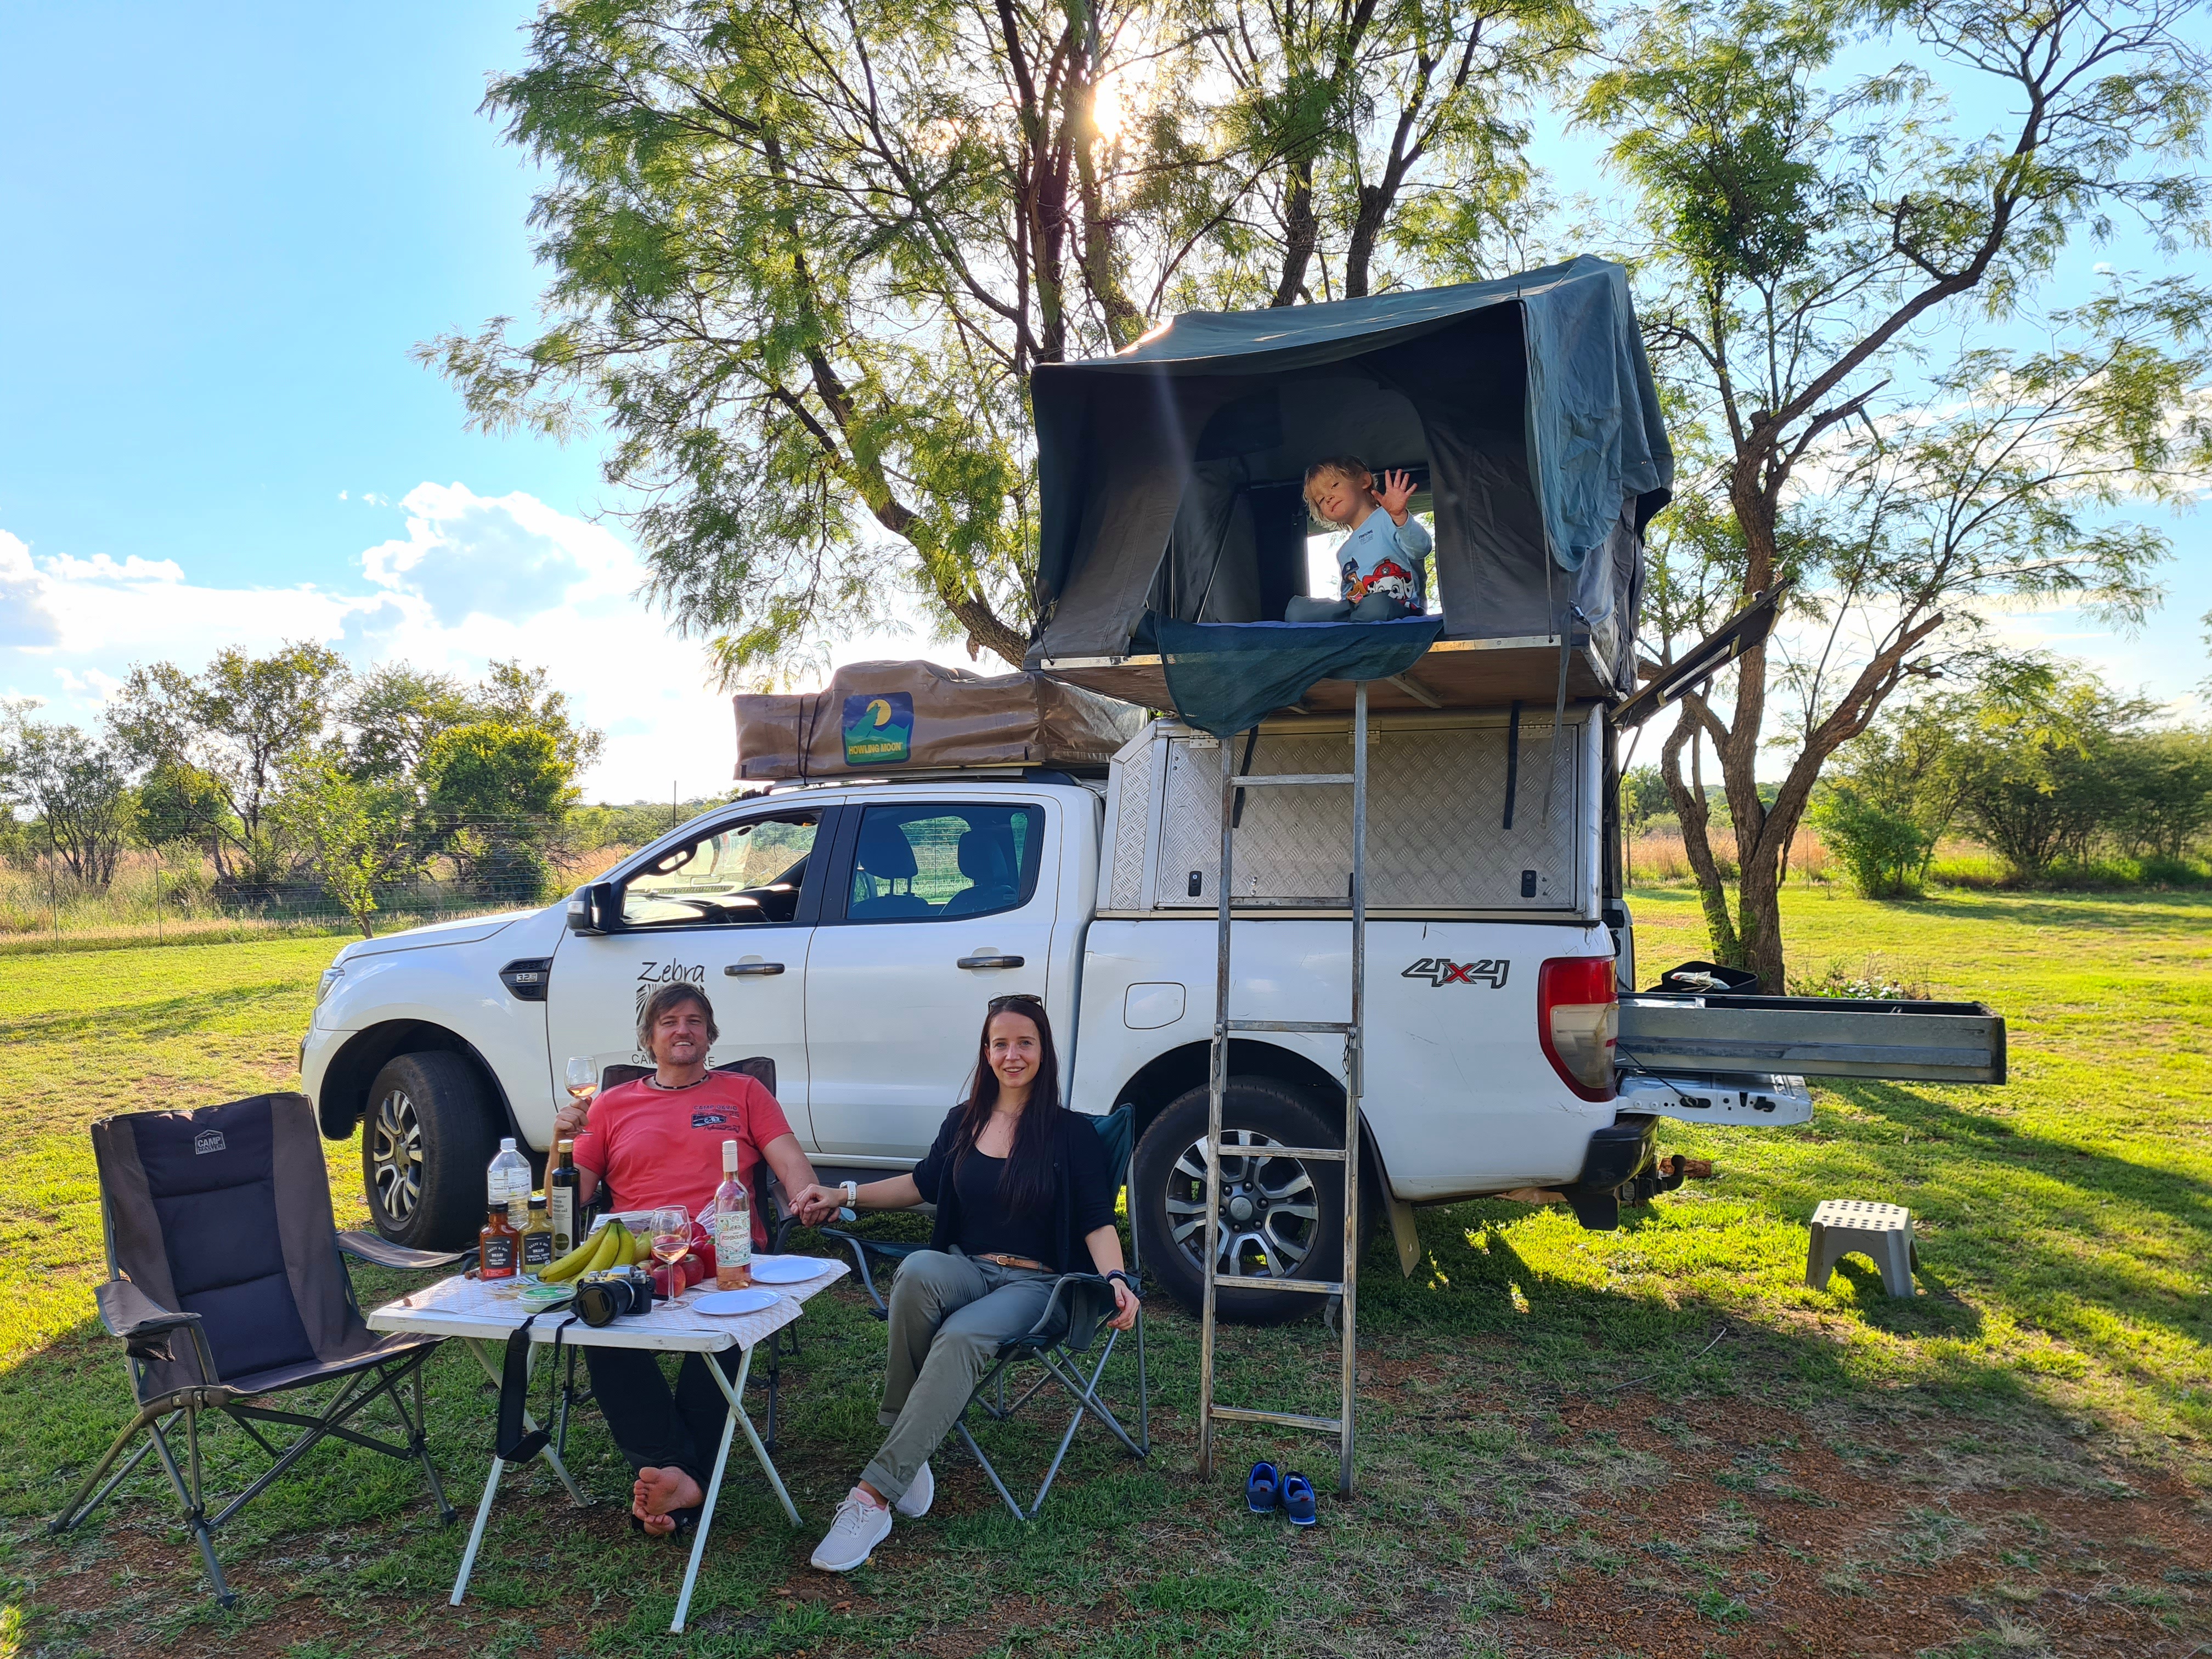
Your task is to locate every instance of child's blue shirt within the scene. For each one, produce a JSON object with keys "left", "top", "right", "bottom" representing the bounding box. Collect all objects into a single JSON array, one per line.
[{"left": 1334, "top": 512, "right": 1431, "bottom": 608}]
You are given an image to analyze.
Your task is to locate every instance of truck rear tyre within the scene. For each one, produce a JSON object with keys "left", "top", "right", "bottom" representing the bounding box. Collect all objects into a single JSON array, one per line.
[
  {"left": 1131, "top": 1079, "right": 1347, "bottom": 1325},
  {"left": 363, "top": 1052, "right": 501, "bottom": 1251}
]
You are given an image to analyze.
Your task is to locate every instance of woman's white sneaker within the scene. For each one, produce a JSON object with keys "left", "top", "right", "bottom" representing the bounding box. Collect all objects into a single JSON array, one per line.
[
  {"left": 893, "top": 1461, "right": 933, "bottom": 1518},
  {"left": 810, "top": 1491, "right": 893, "bottom": 1572}
]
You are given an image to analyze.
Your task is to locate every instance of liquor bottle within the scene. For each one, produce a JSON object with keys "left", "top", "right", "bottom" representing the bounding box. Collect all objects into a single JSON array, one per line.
[
  {"left": 520, "top": 1195, "right": 555, "bottom": 1274},
  {"left": 547, "top": 1140, "right": 579, "bottom": 1256},
  {"left": 710, "top": 1139, "right": 752, "bottom": 1290},
  {"left": 479, "top": 1204, "right": 518, "bottom": 1280},
  {"left": 488, "top": 1137, "right": 532, "bottom": 1230}
]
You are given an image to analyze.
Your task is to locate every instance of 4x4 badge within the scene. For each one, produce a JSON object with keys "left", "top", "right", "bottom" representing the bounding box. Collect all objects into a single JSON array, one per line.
[{"left": 1403, "top": 957, "right": 1508, "bottom": 988}]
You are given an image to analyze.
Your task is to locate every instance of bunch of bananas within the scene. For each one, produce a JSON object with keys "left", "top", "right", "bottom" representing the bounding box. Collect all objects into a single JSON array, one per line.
[{"left": 538, "top": 1219, "right": 641, "bottom": 1283}]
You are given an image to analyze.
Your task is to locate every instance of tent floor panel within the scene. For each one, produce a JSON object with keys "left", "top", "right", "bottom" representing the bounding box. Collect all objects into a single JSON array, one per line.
[{"left": 1036, "top": 635, "right": 1617, "bottom": 716}]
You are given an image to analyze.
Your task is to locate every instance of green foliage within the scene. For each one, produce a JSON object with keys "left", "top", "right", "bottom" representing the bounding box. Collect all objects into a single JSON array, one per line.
[
  {"left": 1620, "top": 764, "right": 1672, "bottom": 836},
  {"left": 420, "top": 0, "right": 1587, "bottom": 677},
  {"left": 2100, "top": 729, "right": 2212, "bottom": 860},
  {"left": 0, "top": 713, "right": 137, "bottom": 889},
  {"left": 419, "top": 721, "right": 579, "bottom": 904},
  {"left": 1809, "top": 786, "right": 1936, "bottom": 898},
  {"left": 1837, "top": 658, "right": 2212, "bottom": 886},
  {"left": 342, "top": 658, "right": 605, "bottom": 783},
  {"left": 108, "top": 642, "right": 349, "bottom": 894},
  {"left": 1582, "top": 0, "right": 2212, "bottom": 987},
  {"left": 133, "top": 761, "right": 235, "bottom": 850},
  {"left": 267, "top": 755, "right": 426, "bottom": 939},
  {"left": 338, "top": 663, "right": 473, "bottom": 782}
]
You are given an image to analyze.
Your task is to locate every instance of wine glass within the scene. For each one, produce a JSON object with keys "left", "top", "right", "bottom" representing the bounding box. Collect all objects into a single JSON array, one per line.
[
  {"left": 651, "top": 1205, "right": 691, "bottom": 1277},
  {"left": 563, "top": 1056, "right": 597, "bottom": 1105}
]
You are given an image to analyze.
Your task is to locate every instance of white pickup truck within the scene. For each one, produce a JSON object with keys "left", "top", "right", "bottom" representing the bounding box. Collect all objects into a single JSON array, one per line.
[{"left": 303, "top": 709, "right": 2004, "bottom": 1322}]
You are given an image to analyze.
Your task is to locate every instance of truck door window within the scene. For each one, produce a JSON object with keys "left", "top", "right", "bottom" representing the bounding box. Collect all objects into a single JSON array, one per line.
[
  {"left": 843, "top": 804, "right": 1042, "bottom": 922},
  {"left": 619, "top": 812, "right": 819, "bottom": 928}
]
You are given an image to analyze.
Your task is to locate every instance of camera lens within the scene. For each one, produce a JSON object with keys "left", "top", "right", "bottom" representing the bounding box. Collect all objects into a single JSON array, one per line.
[{"left": 576, "top": 1279, "right": 623, "bottom": 1327}]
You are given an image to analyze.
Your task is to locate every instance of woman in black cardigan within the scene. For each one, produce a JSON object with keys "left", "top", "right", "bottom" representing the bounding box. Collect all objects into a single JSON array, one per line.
[{"left": 792, "top": 995, "right": 1138, "bottom": 1573}]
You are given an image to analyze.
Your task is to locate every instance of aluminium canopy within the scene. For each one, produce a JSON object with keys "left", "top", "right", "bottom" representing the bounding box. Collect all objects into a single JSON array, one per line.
[{"left": 1025, "top": 255, "right": 1673, "bottom": 703}]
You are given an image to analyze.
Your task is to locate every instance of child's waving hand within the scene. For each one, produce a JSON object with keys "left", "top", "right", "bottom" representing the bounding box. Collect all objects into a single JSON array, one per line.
[{"left": 1376, "top": 467, "right": 1417, "bottom": 523}]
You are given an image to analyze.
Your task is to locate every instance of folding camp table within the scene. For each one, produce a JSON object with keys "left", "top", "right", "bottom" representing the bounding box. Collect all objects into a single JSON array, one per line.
[{"left": 368, "top": 1260, "right": 848, "bottom": 1633}]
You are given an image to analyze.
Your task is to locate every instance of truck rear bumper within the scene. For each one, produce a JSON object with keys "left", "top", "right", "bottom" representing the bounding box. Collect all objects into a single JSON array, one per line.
[
  {"left": 1617, "top": 1071, "right": 1813, "bottom": 1126},
  {"left": 1555, "top": 1071, "right": 1810, "bottom": 1229}
]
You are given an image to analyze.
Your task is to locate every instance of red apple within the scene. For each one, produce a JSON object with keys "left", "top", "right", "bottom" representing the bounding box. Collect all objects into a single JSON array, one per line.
[{"left": 681, "top": 1253, "right": 706, "bottom": 1288}]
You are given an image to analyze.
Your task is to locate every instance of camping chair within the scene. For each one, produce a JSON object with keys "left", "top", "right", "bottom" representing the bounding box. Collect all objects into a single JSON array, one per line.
[
  {"left": 52, "top": 1092, "right": 462, "bottom": 1607},
  {"left": 821, "top": 1103, "right": 1151, "bottom": 1520}
]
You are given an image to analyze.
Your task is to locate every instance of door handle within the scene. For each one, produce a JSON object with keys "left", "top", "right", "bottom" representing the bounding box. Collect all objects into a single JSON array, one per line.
[
  {"left": 956, "top": 955, "right": 1025, "bottom": 970},
  {"left": 723, "top": 962, "right": 786, "bottom": 977}
]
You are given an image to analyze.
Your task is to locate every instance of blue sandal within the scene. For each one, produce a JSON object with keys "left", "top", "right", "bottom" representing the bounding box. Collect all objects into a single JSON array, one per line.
[
  {"left": 1245, "top": 1460, "right": 1281, "bottom": 1514},
  {"left": 1280, "top": 1471, "right": 1317, "bottom": 1527}
]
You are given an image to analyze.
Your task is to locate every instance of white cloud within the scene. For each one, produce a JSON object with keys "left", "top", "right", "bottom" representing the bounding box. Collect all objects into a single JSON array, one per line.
[
  {"left": 0, "top": 531, "right": 64, "bottom": 649},
  {"left": 0, "top": 486, "right": 931, "bottom": 802},
  {"left": 360, "top": 482, "right": 608, "bottom": 627}
]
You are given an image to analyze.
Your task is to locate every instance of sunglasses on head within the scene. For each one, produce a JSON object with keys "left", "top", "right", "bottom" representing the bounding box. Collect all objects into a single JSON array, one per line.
[{"left": 987, "top": 992, "right": 1045, "bottom": 1012}]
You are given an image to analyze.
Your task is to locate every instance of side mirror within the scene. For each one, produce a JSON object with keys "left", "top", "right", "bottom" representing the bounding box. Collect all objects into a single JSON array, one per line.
[{"left": 566, "top": 882, "right": 616, "bottom": 935}]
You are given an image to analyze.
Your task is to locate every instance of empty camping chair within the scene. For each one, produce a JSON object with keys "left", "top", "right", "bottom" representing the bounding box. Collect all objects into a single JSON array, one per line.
[
  {"left": 52, "top": 1092, "right": 461, "bottom": 1607},
  {"left": 822, "top": 1103, "right": 1150, "bottom": 1519}
]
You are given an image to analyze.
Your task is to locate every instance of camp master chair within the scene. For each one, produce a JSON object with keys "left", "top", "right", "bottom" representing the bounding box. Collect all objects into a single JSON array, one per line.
[
  {"left": 52, "top": 1093, "right": 462, "bottom": 1607},
  {"left": 821, "top": 1103, "right": 1151, "bottom": 1520}
]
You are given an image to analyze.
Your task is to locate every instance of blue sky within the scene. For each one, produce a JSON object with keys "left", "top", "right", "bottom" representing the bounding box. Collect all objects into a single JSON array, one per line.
[{"left": 0, "top": 4, "right": 2202, "bottom": 802}]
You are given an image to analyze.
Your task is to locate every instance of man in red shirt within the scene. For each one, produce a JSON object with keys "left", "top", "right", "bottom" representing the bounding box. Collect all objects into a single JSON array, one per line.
[{"left": 557, "top": 981, "right": 825, "bottom": 1538}]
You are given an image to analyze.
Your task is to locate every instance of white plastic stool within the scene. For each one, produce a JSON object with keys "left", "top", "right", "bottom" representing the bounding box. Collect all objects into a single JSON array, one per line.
[{"left": 1806, "top": 1199, "right": 1917, "bottom": 1297}]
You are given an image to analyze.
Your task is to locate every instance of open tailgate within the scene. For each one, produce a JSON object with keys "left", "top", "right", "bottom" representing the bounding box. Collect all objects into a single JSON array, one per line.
[{"left": 1617, "top": 993, "right": 2006, "bottom": 1085}]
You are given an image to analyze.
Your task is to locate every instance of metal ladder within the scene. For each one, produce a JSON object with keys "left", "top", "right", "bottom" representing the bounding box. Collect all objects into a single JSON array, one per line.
[{"left": 1195, "top": 681, "right": 1369, "bottom": 1497}]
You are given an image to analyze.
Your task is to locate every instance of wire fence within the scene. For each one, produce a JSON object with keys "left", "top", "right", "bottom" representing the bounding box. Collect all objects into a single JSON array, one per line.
[{"left": 0, "top": 816, "right": 670, "bottom": 950}]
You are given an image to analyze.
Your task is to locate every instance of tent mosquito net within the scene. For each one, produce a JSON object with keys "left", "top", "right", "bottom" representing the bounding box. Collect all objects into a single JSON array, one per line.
[{"left": 1025, "top": 256, "right": 1673, "bottom": 728}]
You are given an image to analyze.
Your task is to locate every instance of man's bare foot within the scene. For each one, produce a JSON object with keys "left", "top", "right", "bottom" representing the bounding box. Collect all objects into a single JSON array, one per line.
[{"left": 633, "top": 1465, "right": 704, "bottom": 1536}]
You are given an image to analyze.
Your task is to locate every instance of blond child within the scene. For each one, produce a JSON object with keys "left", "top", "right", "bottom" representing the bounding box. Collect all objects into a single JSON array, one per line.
[{"left": 1284, "top": 456, "right": 1432, "bottom": 622}]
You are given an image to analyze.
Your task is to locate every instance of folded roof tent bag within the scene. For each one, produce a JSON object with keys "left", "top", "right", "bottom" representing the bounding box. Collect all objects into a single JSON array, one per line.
[{"left": 732, "top": 659, "right": 1143, "bottom": 781}]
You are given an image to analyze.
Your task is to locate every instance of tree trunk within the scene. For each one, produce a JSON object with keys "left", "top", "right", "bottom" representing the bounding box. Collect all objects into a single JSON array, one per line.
[
  {"left": 1272, "top": 157, "right": 1318, "bottom": 308},
  {"left": 1660, "top": 707, "right": 1742, "bottom": 965}
]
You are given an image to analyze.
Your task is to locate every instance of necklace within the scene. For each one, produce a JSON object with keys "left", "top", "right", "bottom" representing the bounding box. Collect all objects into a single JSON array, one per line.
[{"left": 647, "top": 1074, "right": 709, "bottom": 1091}]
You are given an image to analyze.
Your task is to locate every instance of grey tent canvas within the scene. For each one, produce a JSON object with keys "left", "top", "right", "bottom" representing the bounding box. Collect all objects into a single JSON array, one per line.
[{"left": 1025, "top": 255, "right": 1672, "bottom": 696}]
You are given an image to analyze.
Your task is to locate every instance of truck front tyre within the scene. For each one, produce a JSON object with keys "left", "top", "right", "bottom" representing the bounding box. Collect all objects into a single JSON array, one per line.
[
  {"left": 1131, "top": 1079, "right": 1348, "bottom": 1326},
  {"left": 362, "top": 1052, "right": 501, "bottom": 1251}
]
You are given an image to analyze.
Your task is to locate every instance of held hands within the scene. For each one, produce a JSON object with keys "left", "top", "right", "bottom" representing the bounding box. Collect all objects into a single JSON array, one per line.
[
  {"left": 791, "top": 1183, "right": 849, "bottom": 1227},
  {"left": 1375, "top": 467, "right": 1416, "bottom": 524}
]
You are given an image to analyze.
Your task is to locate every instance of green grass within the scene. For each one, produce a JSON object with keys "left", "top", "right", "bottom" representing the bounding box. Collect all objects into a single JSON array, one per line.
[{"left": 1, "top": 890, "right": 2208, "bottom": 1656}]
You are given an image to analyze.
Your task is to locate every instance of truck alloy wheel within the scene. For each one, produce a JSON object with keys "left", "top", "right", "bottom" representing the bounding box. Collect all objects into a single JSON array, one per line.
[
  {"left": 1169, "top": 1128, "right": 1322, "bottom": 1279},
  {"left": 369, "top": 1085, "right": 424, "bottom": 1224},
  {"left": 1131, "top": 1078, "right": 1347, "bottom": 1325},
  {"left": 360, "top": 1051, "right": 501, "bottom": 1251}
]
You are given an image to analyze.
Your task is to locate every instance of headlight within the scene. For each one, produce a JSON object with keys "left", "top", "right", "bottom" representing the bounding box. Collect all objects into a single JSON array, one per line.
[{"left": 316, "top": 966, "right": 346, "bottom": 1006}]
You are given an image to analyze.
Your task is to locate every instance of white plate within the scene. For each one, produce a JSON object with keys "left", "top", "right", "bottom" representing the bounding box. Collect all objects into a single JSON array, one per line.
[
  {"left": 692, "top": 1288, "right": 780, "bottom": 1317},
  {"left": 747, "top": 1255, "right": 836, "bottom": 1284}
]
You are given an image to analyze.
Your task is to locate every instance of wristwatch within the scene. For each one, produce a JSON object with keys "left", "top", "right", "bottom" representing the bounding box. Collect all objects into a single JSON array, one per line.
[{"left": 840, "top": 1179, "right": 859, "bottom": 1205}]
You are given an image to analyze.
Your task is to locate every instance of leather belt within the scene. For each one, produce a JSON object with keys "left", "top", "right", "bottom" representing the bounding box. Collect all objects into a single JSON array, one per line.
[{"left": 974, "top": 1252, "right": 1046, "bottom": 1271}]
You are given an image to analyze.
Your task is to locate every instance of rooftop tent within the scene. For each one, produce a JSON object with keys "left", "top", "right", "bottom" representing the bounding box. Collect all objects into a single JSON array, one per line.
[{"left": 1025, "top": 256, "right": 1673, "bottom": 703}]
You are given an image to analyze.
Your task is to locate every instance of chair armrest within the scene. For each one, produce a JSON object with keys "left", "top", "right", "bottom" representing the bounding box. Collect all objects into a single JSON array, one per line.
[
  {"left": 97, "top": 1278, "right": 205, "bottom": 1364},
  {"left": 97, "top": 1277, "right": 198, "bottom": 1340},
  {"left": 1028, "top": 1273, "right": 1115, "bottom": 1342},
  {"left": 336, "top": 1230, "right": 467, "bottom": 1271}
]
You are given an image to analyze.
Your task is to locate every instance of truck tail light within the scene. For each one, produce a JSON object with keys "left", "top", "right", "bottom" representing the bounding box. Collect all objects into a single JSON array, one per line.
[{"left": 1538, "top": 955, "right": 1617, "bottom": 1101}]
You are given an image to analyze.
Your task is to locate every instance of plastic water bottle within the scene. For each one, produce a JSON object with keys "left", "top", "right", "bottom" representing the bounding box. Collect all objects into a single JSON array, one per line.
[{"left": 488, "top": 1138, "right": 532, "bottom": 1230}]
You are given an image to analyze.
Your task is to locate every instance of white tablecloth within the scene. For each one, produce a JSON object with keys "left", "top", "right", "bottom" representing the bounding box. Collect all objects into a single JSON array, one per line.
[{"left": 366, "top": 1255, "right": 849, "bottom": 1351}]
